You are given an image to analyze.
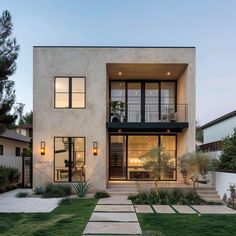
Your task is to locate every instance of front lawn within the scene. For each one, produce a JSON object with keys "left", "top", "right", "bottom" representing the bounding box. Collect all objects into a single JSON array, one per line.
[
  {"left": 139, "top": 213, "right": 236, "bottom": 236},
  {"left": 0, "top": 198, "right": 97, "bottom": 236}
]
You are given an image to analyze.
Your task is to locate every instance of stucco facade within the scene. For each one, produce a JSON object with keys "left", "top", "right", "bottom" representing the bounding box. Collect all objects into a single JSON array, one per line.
[{"left": 33, "top": 47, "right": 195, "bottom": 191}]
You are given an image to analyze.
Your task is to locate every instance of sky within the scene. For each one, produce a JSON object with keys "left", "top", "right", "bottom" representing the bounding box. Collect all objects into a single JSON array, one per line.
[{"left": 1, "top": 0, "right": 236, "bottom": 125}]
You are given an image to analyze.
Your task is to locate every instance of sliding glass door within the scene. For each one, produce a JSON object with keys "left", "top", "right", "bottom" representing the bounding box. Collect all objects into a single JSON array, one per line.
[{"left": 109, "top": 134, "right": 177, "bottom": 181}]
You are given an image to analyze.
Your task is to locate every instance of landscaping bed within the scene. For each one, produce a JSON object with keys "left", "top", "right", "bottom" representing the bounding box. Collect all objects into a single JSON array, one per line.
[{"left": 128, "top": 189, "right": 221, "bottom": 205}]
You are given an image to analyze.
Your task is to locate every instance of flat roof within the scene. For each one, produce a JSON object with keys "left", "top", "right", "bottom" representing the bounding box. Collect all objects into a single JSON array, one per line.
[
  {"left": 0, "top": 130, "right": 30, "bottom": 143},
  {"left": 33, "top": 46, "right": 195, "bottom": 49},
  {"left": 201, "top": 110, "right": 236, "bottom": 129}
]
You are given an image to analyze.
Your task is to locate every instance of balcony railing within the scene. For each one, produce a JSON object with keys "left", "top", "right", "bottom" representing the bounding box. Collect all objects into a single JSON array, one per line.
[{"left": 108, "top": 102, "right": 188, "bottom": 123}]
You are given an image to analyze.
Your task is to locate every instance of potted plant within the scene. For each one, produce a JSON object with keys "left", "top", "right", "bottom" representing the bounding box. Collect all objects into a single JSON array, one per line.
[{"left": 110, "top": 100, "right": 126, "bottom": 122}]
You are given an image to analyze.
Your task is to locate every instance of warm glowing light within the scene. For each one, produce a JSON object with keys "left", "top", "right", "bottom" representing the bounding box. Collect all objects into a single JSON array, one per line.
[
  {"left": 93, "top": 142, "right": 98, "bottom": 156},
  {"left": 40, "top": 141, "right": 45, "bottom": 155},
  {"left": 118, "top": 72, "right": 122, "bottom": 76},
  {"left": 166, "top": 72, "right": 171, "bottom": 76}
]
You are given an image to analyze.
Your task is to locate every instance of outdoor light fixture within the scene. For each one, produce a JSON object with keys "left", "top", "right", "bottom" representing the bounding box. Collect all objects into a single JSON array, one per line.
[
  {"left": 93, "top": 142, "right": 98, "bottom": 155},
  {"left": 40, "top": 141, "right": 45, "bottom": 155}
]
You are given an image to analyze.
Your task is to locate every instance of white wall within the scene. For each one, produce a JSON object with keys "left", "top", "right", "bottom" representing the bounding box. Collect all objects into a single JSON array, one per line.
[
  {"left": 0, "top": 138, "right": 29, "bottom": 181},
  {"left": 215, "top": 171, "right": 236, "bottom": 198},
  {"left": 203, "top": 116, "right": 236, "bottom": 143}
]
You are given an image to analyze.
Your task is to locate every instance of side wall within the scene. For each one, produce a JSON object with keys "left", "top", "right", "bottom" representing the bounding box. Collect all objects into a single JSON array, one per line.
[{"left": 203, "top": 116, "right": 236, "bottom": 143}]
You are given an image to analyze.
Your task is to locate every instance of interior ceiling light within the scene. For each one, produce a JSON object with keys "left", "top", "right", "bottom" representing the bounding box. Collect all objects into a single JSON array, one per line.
[
  {"left": 166, "top": 72, "right": 171, "bottom": 76},
  {"left": 118, "top": 71, "right": 122, "bottom": 76}
]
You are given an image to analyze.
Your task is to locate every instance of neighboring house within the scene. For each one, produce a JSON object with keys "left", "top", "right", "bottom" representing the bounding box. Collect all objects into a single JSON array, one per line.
[
  {"left": 0, "top": 130, "right": 30, "bottom": 177},
  {"left": 33, "top": 46, "right": 195, "bottom": 191},
  {"left": 200, "top": 110, "right": 236, "bottom": 158},
  {"left": 15, "top": 124, "right": 33, "bottom": 140}
]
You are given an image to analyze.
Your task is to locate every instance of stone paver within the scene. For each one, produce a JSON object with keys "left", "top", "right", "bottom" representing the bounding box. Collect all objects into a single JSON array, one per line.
[
  {"left": 94, "top": 204, "right": 135, "bottom": 212},
  {"left": 0, "top": 189, "right": 61, "bottom": 213},
  {"left": 98, "top": 198, "right": 132, "bottom": 205},
  {"left": 134, "top": 205, "right": 154, "bottom": 213},
  {"left": 152, "top": 205, "right": 175, "bottom": 213},
  {"left": 191, "top": 205, "right": 236, "bottom": 214},
  {"left": 90, "top": 212, "right": 138, "bottom": 222},
  {"left": 83, "top": 222, "right": 142, "bottom": 235},
  {"left": 172, "top": 205, "right": 197, "bottom": 214}
]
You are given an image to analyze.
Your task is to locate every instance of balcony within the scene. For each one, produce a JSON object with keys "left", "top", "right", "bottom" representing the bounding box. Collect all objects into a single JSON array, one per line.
[{"left": 106, "top": 103, "right": 188, "bottom": 132}]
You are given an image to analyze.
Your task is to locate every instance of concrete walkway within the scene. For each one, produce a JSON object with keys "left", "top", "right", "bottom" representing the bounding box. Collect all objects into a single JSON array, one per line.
[
  {"left": 83, "top": 195, "right": 142, "bottom": 235},
  {"left": 0, "top": 189, "right": 61, "bottom": 213}
]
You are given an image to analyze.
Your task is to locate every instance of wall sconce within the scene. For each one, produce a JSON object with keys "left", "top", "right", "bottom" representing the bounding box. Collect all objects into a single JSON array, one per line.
[
  {"left": 40, "top": 141, "right": 45, "bottom": 155},
  {"left": 93, "top": 142, "right": 98, "bottom": 156}
]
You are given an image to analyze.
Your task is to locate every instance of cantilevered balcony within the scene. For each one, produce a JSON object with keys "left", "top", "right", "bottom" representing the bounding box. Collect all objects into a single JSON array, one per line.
[{"left": 106, "top": 102, "right": 188, "bottom": 132}]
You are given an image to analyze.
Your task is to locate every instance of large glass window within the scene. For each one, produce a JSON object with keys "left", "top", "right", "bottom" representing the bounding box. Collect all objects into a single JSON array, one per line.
[
  {"left": 127, "top": 83, "right": 141, "bottom": 122},
  {"left": 109, "top": 135, "right": 177, "bottom": 181},
  {"left": 55, "top": 77, "right": 85, "bottom": 108},
  {"left": 54, "top": 137, "right": 85, "bottom": 182},
  {"left": 110, "top": 82, "right": 126, "bottom": 122},
  {"left": 145, "top": 83, "right": 159, "bottom": 122},
  {"left": 110, "top": 81, "right": 176, "bottom": 122},
  {"left": 161, "top": 82, "right": 176, "bottom": 121}
]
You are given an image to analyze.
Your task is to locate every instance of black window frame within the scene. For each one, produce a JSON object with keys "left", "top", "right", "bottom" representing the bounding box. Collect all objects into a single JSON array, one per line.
[
  {"left": 0, "top": 145, "right": 3, "bottom": 156},
  {"left": 109, "top": 80, "right": 177, "bottom": 123},
  {"left": 54, "top": 137, "right": 86, "bottom": 183},
  {"left": 15, "top": 147, "right": 21, "bottom": 157},
  {"left": 54, "top": 76, "right": 86, "bottom": 109}
]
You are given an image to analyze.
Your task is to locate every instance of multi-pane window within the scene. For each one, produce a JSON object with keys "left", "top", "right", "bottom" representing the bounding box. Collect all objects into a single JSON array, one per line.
[
  {"left": 0, "top": 145, "right": 3, "bottom": 155},
  {"left": 54, "top": 137, "right": 85, "bottom": 182},
  {"left": 55, "top": 77, "right": 85, "bottom": 108},
  {"left": 15, "top": 147, "right": 21, "bottom": 157}
]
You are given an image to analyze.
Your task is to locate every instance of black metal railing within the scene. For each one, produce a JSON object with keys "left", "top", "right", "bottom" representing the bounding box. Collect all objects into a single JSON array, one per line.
[{"left": 108, "top": 102, "right": 188, "bottom": 123}]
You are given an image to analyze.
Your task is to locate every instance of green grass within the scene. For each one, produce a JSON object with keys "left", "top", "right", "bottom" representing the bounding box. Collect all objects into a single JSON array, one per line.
[
  {"left": 139, "top": 213, "right": 236, "bottom": 236},
  {"left": 0, "top": 198, "right": 97, "bottom": 236}
]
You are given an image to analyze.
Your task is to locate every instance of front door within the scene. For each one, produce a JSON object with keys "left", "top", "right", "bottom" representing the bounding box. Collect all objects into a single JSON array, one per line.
[{"left": 109, "top": 135, "right": 127, "bottom": 180}]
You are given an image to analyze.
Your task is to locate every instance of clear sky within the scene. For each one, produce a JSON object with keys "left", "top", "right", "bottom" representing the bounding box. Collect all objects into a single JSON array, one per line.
[{"left": 1, "top": 0, "right": 236, "bottom": 125}]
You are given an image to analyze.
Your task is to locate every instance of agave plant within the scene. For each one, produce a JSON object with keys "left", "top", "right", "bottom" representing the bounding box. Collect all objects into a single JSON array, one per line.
[{"left": 73, "top": 181, "right": 92, "bottom": 197}]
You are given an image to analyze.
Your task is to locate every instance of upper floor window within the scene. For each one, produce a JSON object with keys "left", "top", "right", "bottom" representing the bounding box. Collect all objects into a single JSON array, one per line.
[
  {"left": 0, "top": 145, "right": 3, "bottom": 155},
  {"left": 15, "top": 147, "right": 21, "bottom": 157},
  {"left": 55, "top": 77, "right": 85, "bottom": 108}
]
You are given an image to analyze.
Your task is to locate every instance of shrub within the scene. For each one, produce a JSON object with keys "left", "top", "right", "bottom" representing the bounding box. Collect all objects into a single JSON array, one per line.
[
  {"left": 95, "top": 191, "right": 110, "bottom": 199},
  {"left": 73, "top": 181, "right": 92, "bottom": 197},
  {"left": 129, "top": 189, "right": 205, "bottom": 205},
  {"left": 0, "top": 166, "right": 20, "bottom": 185},
  {"left": 7, "top": 167, "right": 20, "bottom": 183},
  {"left": 42, "top": 183, "right": 71, "bottom": 198},
  {"left": 217, "top": 128, "right": 236, "bottom": 172},
  {"left": 15, "top": 192, "right": 29, "bottom": 198},
  {"left": 33, "top": 186, "right": 45, "bottom": 195}
]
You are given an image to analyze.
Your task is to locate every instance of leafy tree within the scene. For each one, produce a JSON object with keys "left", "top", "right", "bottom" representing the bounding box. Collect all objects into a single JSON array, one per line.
[
  {"left": 0, "top": 10, "right": 20, "bottom": 133},
  {"left": 179, "top": 151, "right": 212, "bottom": 189},
  {"left": 140, "top": 146, "right": 172, "bottom": 191},
  {"left": 19, "top": 110, "right": 33, "bottom": 125},
  {"left": 217, "top": 128, "right": 236, "bottom": 172}
]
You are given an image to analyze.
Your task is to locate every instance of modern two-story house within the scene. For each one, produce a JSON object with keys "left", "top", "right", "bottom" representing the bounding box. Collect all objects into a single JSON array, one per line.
[{"left": 33, "top": 46, "right": 195, "bottom": 191}]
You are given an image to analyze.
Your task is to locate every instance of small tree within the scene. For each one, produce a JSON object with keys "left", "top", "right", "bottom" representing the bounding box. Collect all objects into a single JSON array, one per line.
[
  {"left": 217, "top": 128, "right": 236, "bottom": 172},
  {"left": 140, "top": 146, "right": 172, "bottom": 191},
  {"left": 179, "top": 151, "right": 211, "bottom": 189}
]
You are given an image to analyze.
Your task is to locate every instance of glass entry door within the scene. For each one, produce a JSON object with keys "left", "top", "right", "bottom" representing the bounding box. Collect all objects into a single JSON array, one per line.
[{"left": 109, "top": 136, "right": 127, "bottom": 180}]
